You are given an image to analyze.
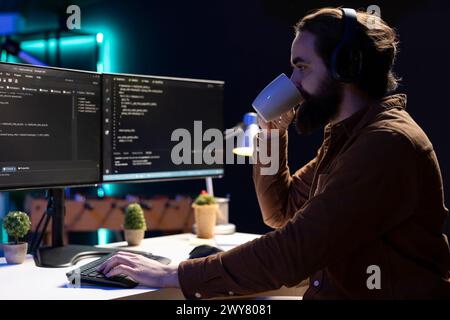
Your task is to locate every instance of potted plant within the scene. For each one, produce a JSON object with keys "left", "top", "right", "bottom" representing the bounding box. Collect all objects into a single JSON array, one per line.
[
  {"left": 124, "top": 203, "right": 147, "bottom": 246},
  {"left": 2, "top": 211, "right": 31, "bottom": 264},
  {"left": 192, "top": 191, "right": 218, "bottom": 239}
]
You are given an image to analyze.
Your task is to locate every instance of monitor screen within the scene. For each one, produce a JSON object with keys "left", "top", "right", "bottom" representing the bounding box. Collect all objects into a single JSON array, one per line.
[
  {"left": 102, "top": 73, "right": 224, "bottom": 183},
  {"left": 0, "top": 62, "right": 101, "bottom": 190}
]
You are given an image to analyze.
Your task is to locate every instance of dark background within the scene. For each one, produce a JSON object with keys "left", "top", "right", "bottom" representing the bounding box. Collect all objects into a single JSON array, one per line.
[{"left": 1, "top": 0, "right": 449, "bottom": 237}]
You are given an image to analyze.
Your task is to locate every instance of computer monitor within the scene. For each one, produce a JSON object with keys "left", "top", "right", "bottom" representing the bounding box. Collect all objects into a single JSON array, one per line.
[
  {"left": 0, "top": 62, "right": 102, "bottom": 191},
  {"left": 102, "top": 72, "right": 225, "bottom": 184},
  {"left": 0, "top": 62, "right": 103, "bottom": 267},
  {"left": 0, "top": 63, "right": 225, "bottom": 267}
]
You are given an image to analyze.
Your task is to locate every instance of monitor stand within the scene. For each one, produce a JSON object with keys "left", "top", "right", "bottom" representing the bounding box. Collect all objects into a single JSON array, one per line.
[
  {"left": 31, "top": 188, "right": 118, "bottom": 268},
  {"left": 205, "top": 177, "right": 236, "bottom": 235}
]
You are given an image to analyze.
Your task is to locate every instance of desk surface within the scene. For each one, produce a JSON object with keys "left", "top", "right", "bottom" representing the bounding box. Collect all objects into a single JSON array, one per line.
[{"left": 0, "top": 232, "right": 265, "bottom": 300}]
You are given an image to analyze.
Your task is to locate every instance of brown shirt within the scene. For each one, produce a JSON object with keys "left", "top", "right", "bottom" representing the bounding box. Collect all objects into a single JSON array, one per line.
[{"left": 178, "top": 94, "right": 450, "bottom": 299}]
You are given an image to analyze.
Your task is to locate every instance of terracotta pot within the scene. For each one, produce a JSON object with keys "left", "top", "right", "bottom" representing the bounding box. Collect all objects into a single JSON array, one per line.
[
  {"left": 192, "top": 204, "right": 218, "bottom": 239},
  {"left": 3, "top": 242, "right": 28, "bottom": 264},
  {"left": 124, "top": 229, "right": 145, "bottom": 246}
]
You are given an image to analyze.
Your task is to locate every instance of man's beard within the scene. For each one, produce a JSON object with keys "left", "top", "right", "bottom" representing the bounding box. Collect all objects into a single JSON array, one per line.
[{"left": 294, "top": 75, "right": 343, "bottom": 135}]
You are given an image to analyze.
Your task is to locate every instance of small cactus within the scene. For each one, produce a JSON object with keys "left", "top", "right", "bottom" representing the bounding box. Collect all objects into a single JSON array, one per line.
[
  {"left": 193, "top": 191, "right": 216, "bottom": 206},
  {"left": 124, "top": 203, "right": 147, "bottom": 230}
]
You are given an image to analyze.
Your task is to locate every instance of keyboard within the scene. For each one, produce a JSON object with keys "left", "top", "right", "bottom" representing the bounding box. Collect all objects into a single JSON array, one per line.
[{"left": 66, "top": 250, "right": 171, "bottom": 288}]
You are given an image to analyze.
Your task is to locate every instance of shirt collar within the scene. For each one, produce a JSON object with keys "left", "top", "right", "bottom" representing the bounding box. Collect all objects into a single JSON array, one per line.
[
  {"left": 324, "top": 104, "right": 368, "bottom": 140},
  {"left": 324, "top": 93, "right": 407, "bottom": 139}
]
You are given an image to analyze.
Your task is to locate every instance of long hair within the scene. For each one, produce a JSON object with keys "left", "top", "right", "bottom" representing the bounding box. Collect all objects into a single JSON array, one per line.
[{"left": 295, "top": 7, "right": 401, "bottom": 99}]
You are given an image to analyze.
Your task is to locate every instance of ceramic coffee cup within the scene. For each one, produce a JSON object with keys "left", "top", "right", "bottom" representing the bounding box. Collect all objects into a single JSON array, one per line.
[{"left": 252, "top": 73, "right": 302, "bottom": 122}]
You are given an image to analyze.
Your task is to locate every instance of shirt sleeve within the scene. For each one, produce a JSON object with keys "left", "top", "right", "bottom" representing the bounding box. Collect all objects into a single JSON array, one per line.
[
  {"left": 252, "top": 130, "right": 320, "bottom": 228},
  {"left": 179, "top": 129, "right": 419, "bottom": 299}
]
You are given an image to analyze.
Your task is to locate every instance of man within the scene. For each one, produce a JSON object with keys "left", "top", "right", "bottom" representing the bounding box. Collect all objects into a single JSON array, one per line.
[{"left": 98, "top": 7, "right": 450, "bottom": 299}]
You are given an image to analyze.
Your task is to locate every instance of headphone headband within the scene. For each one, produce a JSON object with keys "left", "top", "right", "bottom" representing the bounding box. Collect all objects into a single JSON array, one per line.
[
  {"left": 341, "top": 8, "right": 359, "bottom": 45},
  {"left": 330, "top": 8, "right": 363, "bottom": 82}
]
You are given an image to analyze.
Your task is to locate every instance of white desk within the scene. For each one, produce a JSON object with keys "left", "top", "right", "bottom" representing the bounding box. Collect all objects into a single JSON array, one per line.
[{"left": 0, "top": 232, "right": 306, "bottom": 300}]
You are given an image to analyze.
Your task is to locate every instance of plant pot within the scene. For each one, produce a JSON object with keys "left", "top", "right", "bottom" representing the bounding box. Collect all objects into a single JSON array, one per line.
[
  {"left": 124, "top": 229, "right": 145, "bottom": 246},
  {"left": 3, "top": 242, "right": 28, "bottom": 264},
  {"left": 192, "top": 204, "right": 218, "bottom": 239}
]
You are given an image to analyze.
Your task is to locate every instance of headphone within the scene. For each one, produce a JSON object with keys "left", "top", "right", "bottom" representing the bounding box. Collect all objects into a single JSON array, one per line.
[{"left": 330, "top": 8, "right": 363, "bottom": 83}]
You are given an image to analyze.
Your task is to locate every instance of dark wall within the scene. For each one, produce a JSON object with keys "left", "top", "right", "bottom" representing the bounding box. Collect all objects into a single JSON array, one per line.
[
  {"left": 394, "top": 0, "right": 450, "bottom": 236},
  {"left": 5, "top": 0, "right": 450, "bottom": 235}
]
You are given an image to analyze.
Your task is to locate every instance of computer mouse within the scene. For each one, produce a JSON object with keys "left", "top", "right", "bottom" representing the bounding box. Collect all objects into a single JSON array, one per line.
[{"left": 188, "top": 245, "right": 224, "bottom": 259}]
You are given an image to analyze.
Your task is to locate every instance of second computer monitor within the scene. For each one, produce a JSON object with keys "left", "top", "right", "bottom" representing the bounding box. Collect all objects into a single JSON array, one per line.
[{"left": 102, "top": 73, "right": 224, "bottom": 183}]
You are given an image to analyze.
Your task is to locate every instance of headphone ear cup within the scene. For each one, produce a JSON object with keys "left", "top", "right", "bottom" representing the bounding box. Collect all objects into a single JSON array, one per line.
[
  {"left": 330, "top": 47, "right": 340, "bottom": 81},
  {"left": 331, "top": 44, "right": 362, "bottom": 82},
  {"left": 330, "top": 8, "right": 363, "bottom": 83},
  {"left": 330, "top": 43, "right": 343, "bottom": 81},
  {"left": 345, "top": 47, "right": 363, "bottom": 80}
]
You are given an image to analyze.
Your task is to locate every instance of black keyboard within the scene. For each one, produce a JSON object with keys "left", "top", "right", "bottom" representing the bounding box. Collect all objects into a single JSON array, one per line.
[{"left": 66, "top": 250, "right": 171, "bottom": 288}]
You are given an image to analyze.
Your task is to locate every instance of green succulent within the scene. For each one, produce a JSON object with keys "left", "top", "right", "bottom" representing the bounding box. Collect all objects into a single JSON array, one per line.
[
  {"left": 124, "top": 203, "right": 147, "bottom": 230},
  {"left": 3, "top": 211, "right": 31, "bottom": 244},
  {"left": 193, "top": 193, "right": 216, "bottom": 206}
]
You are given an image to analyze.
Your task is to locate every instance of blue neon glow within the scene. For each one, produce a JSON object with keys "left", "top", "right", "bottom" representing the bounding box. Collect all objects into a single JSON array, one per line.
[
  {"left": 96, "top": 33, "right": 104, "bottom": 43},
  {"left": 20, "top": 36, "right": 96, "bottom": 51},
  {"left": 1, "top": 224, "right": 7, "bottom": 244},
  {"left": 60, "top": 36, "right": 96, "bottom": 46},
  {"left": 96, "top": 62, "right": 104, "bottom": 72},
  {"left": 0, "top": 193, "right": 9, "bottom": 244},
  {"left": 97, "top": 187, "right": 105, "bottom": 198},
  {"left": 101, "top": 184, "right": 115, "bottom": 196},
  {"left": 0, "top": 13, "right": 24, "bottom": 35},
  {"left": 20, "top": 41, "right": 45, "bottom": 50},
  {"left": 17, "top": 51, "right": 47, "bottom": 66},
  {"left": 97, "top": 228, "right": 109, "bottom": 245}
]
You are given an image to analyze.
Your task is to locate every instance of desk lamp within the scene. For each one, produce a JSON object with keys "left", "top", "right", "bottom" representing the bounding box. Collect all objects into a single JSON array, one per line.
[{"left": 232, "top": 112, "right": 260, "bottom": 157}]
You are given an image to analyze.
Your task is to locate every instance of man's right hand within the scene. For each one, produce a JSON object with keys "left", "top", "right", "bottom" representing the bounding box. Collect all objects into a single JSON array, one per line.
[{"left": 257, "top": 108, "right": 295, "bottom": 134}]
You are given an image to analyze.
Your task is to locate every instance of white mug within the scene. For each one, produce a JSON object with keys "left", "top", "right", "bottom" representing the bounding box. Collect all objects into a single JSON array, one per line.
[{"left": 252, "top": 73, "right": 302, "bottom": 123}]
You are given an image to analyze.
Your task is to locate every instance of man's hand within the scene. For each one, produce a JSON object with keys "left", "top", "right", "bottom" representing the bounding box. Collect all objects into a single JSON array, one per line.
[
  {"left": 96, "top": 251, "right": 180, "bottom": 288},
  {"left": 257, "top": 108, "right": 295, "bottom": 134}
]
